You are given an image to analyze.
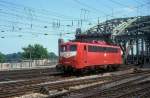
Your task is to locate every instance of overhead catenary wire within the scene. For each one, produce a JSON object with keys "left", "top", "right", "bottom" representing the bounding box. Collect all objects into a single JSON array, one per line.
[
  {"left": 0, "top": 0, "right": 77, "bottom": 20},
  {"left": 0, "top": 0, "right": 149, "bottom": 39},
  {"left": 0, "top": 4, "right": 81, "bottom": 27},
  {"left": 0, "top": 0, "right": 149, "bottom": 21},
  {"left": 73, "top": 0, "right": 150, "bottom": 20},
  {"left": 0, "top": 9, "right": 80, "bottom": 34},
  {"left": 0, "top": 0, "right": 89, "bottom": 34},
  {"left": 0, "top": 28, "right": 75, "bottom": 38},
  {"left": 107, "top": 0, "right": 150, "bottom": 10},
  {"left": 73, "top": 0, "right": 109, "bottom": 17},
  {"left": 0, "top": 2, "right": 82, "bottom": 22},
  {"left": 1, "top": 0, "right": 148, "bottom": 25},
  {"left": 0, "top": 0, "right": 92, "bottom": 32}
]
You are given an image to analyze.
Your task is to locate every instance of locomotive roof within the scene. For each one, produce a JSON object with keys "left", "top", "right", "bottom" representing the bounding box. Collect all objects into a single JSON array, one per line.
[{"left": 61, "top": 41, "right": 120, "bottom": 48}]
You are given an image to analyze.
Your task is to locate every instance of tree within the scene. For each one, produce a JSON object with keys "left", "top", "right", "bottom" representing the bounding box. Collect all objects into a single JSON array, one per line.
[
  {"left": 0, "top": 52, "right": 5, "bottom": 63},
  {"left": 49, "top": 52, "right": 58, "bottom": 60},
  {"left": 5, "top": 52, "right": 22, "bottom": 61},
  {"left": 22, "top": 44, "right": 49, "bottom": 59}
]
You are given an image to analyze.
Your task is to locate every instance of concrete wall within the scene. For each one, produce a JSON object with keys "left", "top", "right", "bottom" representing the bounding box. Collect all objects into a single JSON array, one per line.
[{"left": 0, "top": 59, "right": 57, "bottom": 70}]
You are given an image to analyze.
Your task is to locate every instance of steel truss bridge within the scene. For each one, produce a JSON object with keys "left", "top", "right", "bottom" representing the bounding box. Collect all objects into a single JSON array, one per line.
[{"left": 75, "top": 15, "right": 150, "bottom": 66}]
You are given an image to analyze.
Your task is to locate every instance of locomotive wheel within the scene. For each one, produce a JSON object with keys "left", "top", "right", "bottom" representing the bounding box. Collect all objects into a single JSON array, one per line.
[
  {"left": 63, "top": 66, "right": 73, "bottom": 74},
  {"left": 111, "top": 65, "right": 119, "bottom": 71},
  {"left": 56, "top": 64, "right": 64, "bottom": 72},
  {"left": 73, "top": 69, "right": 83, "bottom": 76},
  {"left": 106, "top": 65, "right": 112, "bottom": 71}
]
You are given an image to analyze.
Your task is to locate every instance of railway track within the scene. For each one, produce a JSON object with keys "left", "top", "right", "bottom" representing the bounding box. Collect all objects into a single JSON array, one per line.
[
  {"left": 109, "top": 78, "right": 150, "bottom": 98},
  {"left": 0, "top": 67, "right": 61, "bottom": 81},
  {"left": 0, "top": 64, "right": 135, "bottom": 81},
  {"left": 0, "top": 64, "right": 145, "bottom": 98},
  {"left": 85, "top": 74, "right": 150, "bottom": 98},
  {"left": 0, "top": 73, "right": 110, "bottom": 98},
  {"left": 112, "top": 82, "right": 150, "bottom": 98},
  {"left": 0, "top": 67, "right": 136, "bottom": 98},
  {"left": 47, "top": 69, "right": 150, "bottom": 98}
]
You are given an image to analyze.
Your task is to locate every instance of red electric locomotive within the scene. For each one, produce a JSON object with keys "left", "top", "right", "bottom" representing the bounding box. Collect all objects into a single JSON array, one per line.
[{"left": 57, "top": 40, "right": 123, "bottom": 73}]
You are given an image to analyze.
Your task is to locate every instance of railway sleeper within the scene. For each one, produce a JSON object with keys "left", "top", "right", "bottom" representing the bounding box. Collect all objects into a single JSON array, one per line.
[
  {"left": 58, "top": 73, "right": 150, "bottom": 98},
  {"left": 39, "top": 86, "right": 50, "bottom": 95}
]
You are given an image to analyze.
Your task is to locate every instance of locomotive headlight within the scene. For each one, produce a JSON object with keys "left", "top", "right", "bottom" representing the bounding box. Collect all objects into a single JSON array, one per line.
[{"left": 121, "top": 50, "right": 123, "bottom": 55}]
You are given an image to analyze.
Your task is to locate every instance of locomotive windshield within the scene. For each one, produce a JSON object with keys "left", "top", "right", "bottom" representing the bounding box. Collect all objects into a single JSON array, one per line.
[
  {"left": 69, "top": 45, "right": 77, "bottom": 51},
  {"left": 60, "top": 44, "right": 77, "bottom": 52},
  {"left": 60, "top": 45, "right": 67, "bottom": 52}
]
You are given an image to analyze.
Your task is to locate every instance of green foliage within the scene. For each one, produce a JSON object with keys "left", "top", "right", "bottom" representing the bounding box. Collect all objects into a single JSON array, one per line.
[
  {"left": 0, "top": 52, "right": 5, "bottom": 63},
  {"left": 5, "top": 52, "right": 22, "bottom": 61},
  {"left": 49, "top": 52, "right": 58, "bottom": 59},
  {"left": 22, "top": 44, "right": 49, "bottom": 59}
]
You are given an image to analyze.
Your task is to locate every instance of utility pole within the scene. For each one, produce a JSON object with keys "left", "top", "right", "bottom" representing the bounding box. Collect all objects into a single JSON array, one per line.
[
  {"left": 80, "top": 8, "right": 89, "bottom": 28},
  {"left": 80, "top": 8, "right": 89, "bottom": 21},
  {"left": 27, "top": 48, "right": 32, "bottom": 68},
  {"left": 98, "top": 17, "right": 100, "bottom": 25},
  {"left": 58, "top": 32, "right": 64, "bottom": 56},
  {"left": 111, "top": 8, "right": 114, "bottom": 19},
  {"left": 30, "top": 50, "right": 32, "bottom": 67}
]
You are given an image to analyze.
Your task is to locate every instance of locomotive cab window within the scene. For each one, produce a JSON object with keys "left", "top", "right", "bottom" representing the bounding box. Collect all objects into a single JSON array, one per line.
[
  {"left": 70, "top": 45, "right": 77, "bottom": 51},
  {"left": 60, "top": 45, "right": 67, "bottom": 52}
]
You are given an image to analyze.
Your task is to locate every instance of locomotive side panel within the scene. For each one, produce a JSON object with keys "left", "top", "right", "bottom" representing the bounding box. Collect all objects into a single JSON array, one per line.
[
  {"left": 104, "top": 47, "right": 122, "bottom": 65},
  {"left": 82, "top": 45, "right": 122, "bottom": 69},
  {"left": 86, "top": 51, "right": 105, "bottom": 67},
  {"left": 74, "top": 44, "right": 84, "bottom": 69},
  {"left": 116, "top": 48, "right": 122, "bottom": 64}
]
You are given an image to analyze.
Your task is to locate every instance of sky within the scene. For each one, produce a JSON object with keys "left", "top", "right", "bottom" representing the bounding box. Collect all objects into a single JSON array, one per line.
[{"left": 0, "top": 0, "right": 149, "bottom": 55}]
